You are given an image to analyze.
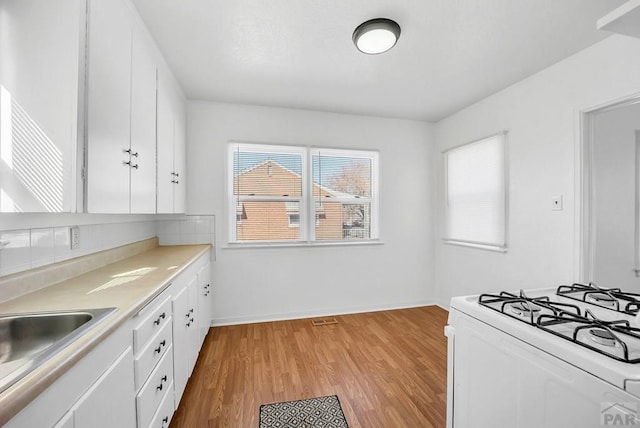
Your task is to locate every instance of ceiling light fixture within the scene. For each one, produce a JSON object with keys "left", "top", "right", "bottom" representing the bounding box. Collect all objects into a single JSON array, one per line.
[{"left": 352, "top": 18, "right": 401, "bottom": 55}]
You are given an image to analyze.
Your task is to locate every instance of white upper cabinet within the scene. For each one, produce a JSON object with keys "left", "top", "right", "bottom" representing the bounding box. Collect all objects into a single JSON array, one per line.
[
  {"left": 157, "top": 70, "right": 186, "bottom": 214},
  {"left": 0, "top": 0, "right": 82, "bottom": 212},
  {"left": 130, "top": 24, "right": 158, "bottom": 214},
  {"left": 86, "top": 0, "right": 133, "bottom": 213},
  {"left": 86, "top": 0, "right": 185, "bottom": 214},
  {"left": 86, "top": 0, "right": 158, "bottom": 214}
]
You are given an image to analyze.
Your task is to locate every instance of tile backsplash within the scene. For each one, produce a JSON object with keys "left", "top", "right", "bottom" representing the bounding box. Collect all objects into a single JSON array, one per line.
[
  {"left": 0, "top": 216, "right": 216, "bottom": 277},
  {"left": 157, "top": 215, "right": 215, "bottom": 247}
]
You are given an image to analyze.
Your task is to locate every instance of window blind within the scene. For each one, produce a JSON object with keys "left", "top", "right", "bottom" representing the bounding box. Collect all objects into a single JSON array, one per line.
[
  {"left": 228, "top": 143, "right": 379, "bottom": 244},
  {"left": 312, "top": 151, "right": 374, "bottom": 241},
  {"left": 232, "top": 145, "right": 304, "bottom": 242},
  {"left": 445, "top": 133, "right": 506, "bottom": 249}
]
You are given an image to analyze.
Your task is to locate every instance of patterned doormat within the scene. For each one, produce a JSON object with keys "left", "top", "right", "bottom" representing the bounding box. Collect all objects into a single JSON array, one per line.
[{"left": 259, "top": 395, "right": 349, "bottom": 428}]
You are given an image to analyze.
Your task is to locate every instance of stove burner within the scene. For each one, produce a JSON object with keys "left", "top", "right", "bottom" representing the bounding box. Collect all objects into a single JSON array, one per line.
[
  {"left": 586, "top": 292, "right": 616, "bottom": 308},
  {"left": 557, "top": 283, "right": 640, "bottom": 315},
  {"left": 588, "top": 328, "right": 617, "bottom": 347},
  {"left": 510, "top": 302, "right": 542, "bottom": 317}
]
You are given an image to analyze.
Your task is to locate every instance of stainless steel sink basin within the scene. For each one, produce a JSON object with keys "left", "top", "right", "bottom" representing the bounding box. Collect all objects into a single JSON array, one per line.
[{"left": 0, "top": 307, "right": 117, "bottom": 394}]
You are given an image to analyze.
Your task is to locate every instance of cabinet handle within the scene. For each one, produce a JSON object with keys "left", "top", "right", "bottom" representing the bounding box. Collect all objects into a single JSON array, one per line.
[
  {"left": 123, "top": 160, "right": 131, "bottom": 166},
  {"left": 162, "top": 416, "right": 169, "bottom": 425},
  {"left": 131, "top": 151, "right": 139, "bottom": 157},
  {"left": 156, "top": 375, "right": 168, "bottom": 391},
  {"left": 154, "top": 340, "right": 166, "bottom": 354},
  {"left": 186, "top": 321, "right": 191, "bottom": 327},
  {"left": 131, "top": 163, "right": 139, "bottom": 169},
  {"left": 124, "top": 148, "right": 131, "bottom": 154},
  {"left": 171, "top": 179, "right": 180, "bottom": 184},
  {"left": 189, "top": 308, "right": 194, "bottom": 314},
  {"left": 153, "top": 312, "right": 166, "bottom": 326}
]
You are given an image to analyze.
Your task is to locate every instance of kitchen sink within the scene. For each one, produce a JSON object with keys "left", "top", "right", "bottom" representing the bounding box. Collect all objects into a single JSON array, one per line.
[{"left": 0, "top": 307, "right": 117, "bottom": 394}]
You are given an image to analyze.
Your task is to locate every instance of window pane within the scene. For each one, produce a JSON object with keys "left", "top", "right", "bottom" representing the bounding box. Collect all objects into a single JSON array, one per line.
[
  {"left": 315, "top": 202, "right": 371, "bottom": 241},
  {"left": 445, "top": 134, "right": 506, "bottom": 246},
  {"left": 236, "top": 201, "right": 301, "bottom": 241},
  {"left": 312, "top": 154, "right": 371, "bottom": 198},
  {"left": 233, "top": 150, "right": 302, "bottom": 197}
]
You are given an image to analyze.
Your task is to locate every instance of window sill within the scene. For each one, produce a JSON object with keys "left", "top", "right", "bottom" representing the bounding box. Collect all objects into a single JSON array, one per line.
[
  {"left": 442, "top": 239, "right": 507, "bottom": 253},
  {"left": 223, "top": 239, "right": 384, "bottom": 249}
]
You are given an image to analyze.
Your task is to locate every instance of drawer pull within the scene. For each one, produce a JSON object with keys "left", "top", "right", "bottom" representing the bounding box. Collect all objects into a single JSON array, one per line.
[
  {"left": 162, "top": 416, "right": 169, "bottom": 426},
  {"left": 156, "top": 375, "right": 167, "bottom": 391},
  {"left": 154, "top": 340, "right": 167, "bottom": 354},
  {"left": 153, "top": 312, "right": 166, "bottom": 326},
  {"left": 189, "top": 308, "right": 194, "bottom": 314}
]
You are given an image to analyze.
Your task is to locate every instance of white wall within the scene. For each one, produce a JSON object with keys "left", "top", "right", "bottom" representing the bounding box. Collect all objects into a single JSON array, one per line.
[
  {"left": 592, "top": 102, "right": 640, "bottom": 290},
  {"left": 187, "top": 101, "right": 436, "bottom": 324},
  {"left": 434, "top": 34, "right": 640, "bottom": 306}
]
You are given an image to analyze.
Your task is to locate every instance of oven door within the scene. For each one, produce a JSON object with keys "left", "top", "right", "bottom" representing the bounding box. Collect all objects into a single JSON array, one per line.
[{"left": 447, "top": 308, "right": 639, "bottom": 428}]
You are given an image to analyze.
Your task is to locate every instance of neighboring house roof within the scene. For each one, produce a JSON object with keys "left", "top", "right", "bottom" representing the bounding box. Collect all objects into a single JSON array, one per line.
[{"left": 234, "top": 159, "right": 359, "bottom": 199}]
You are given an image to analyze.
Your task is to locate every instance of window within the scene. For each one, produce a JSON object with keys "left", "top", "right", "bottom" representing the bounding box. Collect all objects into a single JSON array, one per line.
[
  {"left": 444, "top": 132, "right": 507, "bottom": 251},
  {"left": 229, "top": 143, "right": 379, "bottom": 244}
]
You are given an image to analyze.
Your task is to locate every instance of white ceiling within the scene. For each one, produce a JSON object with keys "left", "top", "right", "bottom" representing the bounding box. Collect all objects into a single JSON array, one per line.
[{"left": 131, "top": 0, "right": 624, "bottom": 122}]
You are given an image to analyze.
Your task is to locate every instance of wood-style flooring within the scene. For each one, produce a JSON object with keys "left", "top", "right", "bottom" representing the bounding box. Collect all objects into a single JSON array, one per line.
[{"left": 170, "top": 306, "right": 448, "bottom": 428}]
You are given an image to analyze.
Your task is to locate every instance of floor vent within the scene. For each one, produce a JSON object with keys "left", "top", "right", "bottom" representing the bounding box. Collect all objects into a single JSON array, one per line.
[{"left": 311, "top": 318, "right": 338, "bottom": 326}]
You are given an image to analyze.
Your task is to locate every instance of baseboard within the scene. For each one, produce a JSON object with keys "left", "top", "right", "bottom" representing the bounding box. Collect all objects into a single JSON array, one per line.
[
  {"left": 436, "top": 301, "right": 450, "bottom": 311},
  {"left": 211, "top": 300, "right": 437, "bottom": 327}
]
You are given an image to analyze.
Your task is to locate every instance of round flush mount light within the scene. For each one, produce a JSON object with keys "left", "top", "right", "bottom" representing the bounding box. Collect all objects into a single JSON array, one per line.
[{"left": 352, "top": 18, "right": 401, "bottom": 55}]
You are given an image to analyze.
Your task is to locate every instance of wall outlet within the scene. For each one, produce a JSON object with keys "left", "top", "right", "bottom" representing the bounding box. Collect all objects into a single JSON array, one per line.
[
  {"left": 551, "top": 195, "right": 563, "bottom": 211},
  {"left": 70, "top": 226, "right": 80, "bottom": 250}
]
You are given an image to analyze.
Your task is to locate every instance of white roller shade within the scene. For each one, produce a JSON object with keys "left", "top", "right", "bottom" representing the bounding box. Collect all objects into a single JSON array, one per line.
[{"left": 445, "top": 133, "right": 506, "bottom": 249}]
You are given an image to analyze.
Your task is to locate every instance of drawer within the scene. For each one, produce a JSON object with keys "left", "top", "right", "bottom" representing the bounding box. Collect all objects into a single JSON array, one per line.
[
  {"left": 134, "top": 296, "right": 172, "bottom": 353},
  {"left": 135, "top": 319, "right": 172, "bottom": 390},
  {"left": 148, "top": 381, "right": 175, "bottom": 428},
  {"left": 137, "top": 345, "right": 174, "bottom": 428}
]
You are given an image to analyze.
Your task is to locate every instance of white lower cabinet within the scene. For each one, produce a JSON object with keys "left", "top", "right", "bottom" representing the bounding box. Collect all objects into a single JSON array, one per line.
[
  {"left": 52, "top": 347, "right": 136, "bottom": 428},
  {"left": 172, "top": 276, "right": 200, "bottom": 405},
  {"left": 132, "top": 291, "right": 174, "bottom": 428},
  {"left": 6, "top": 249, "right": 212, "bottom": 428},
  {"left": 148, "top": 381, "right": 175, "bottom": 428},
  {"left": 136, "top": 346, "right": 174, "bottom": 427},
  {"left": 72, "top": 347, "right": 136, "bottom": 428},
  {"left": 197, "top": 262, "right": 213, "bottom": 346}
]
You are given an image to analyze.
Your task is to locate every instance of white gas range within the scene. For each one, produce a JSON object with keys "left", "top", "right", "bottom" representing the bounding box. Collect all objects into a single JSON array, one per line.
[{"left": 446, "top": 283, "right": 640, "bottom": 428}]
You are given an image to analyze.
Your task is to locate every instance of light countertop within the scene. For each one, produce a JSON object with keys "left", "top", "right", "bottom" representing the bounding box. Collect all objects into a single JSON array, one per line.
[{"left": 0, "top": 243, "right": 211, "bottom": 425}]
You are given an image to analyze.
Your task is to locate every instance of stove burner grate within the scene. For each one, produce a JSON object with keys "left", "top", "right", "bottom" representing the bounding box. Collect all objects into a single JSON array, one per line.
[
  {"left": 557, "top": 283, "right": 640, "bottom": 315},
  {"left": 537, "top": 309, "right": 640, "bottom": 364},
  {"left": 479, "top": 290, "right": 581, "bottom": 325}
]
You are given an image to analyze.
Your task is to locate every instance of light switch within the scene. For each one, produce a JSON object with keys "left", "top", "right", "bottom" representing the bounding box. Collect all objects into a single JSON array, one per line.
[{"left": 551, "top": 195, "right": 563, "bottom": 211}]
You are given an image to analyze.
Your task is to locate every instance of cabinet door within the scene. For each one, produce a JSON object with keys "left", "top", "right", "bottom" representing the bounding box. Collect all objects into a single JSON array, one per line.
[
  {"left": 0, "top": 0, "right": 81, "bottom": 213},
  {"left": 129, "top": 25, "right": 157, "bottom": 214},
  {"left": 172, "top": 285, "right": 190, "bottom": 404},
  {"left": 173, "top": 97, "right": 186, "bottom": 213},
  {"left": 197, "top": 263, "right": 212, "bottom": 345},
  {"left": 156, "top": 70, "right": 175, "bottom": 214},
  {"left": 86, "top": 0, "right": 132, "bottom": 213},
  {"left": 72, "top": 347, "right": 136, "bottom": 428},
  {"left": 186, "top": 276, "right": 200, "bottom": 373}
]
